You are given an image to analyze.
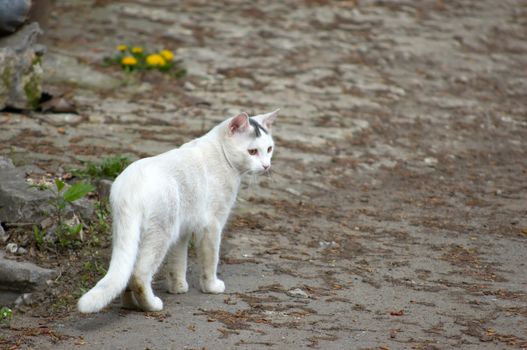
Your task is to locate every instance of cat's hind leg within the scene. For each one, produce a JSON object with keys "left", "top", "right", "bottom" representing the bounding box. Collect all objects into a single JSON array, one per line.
[
  {"left": 195, "top": 221, "right": 225, "bottom": 294},
  {"left": 166, "top": 233, "right": 191, "bottom": 294},
  {"left": 121, "top": 287, "right": 138, "bottom": 309},
  {"left": 129, "top": 229, "right": 170, "bottom": 312}
]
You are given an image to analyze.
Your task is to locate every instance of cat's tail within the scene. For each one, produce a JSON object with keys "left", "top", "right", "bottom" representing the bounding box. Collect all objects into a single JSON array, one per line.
[{"left": 77, "top": 209, "right": 141, "bottom": 313}]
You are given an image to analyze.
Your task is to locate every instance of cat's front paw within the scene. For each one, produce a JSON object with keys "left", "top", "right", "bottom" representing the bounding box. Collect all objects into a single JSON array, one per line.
[
  {"left": 200, "top": 278, "right": 225, "bottom": 294},
  {"left": 168, "top": 280, "right": 189, "bottom": 294}
]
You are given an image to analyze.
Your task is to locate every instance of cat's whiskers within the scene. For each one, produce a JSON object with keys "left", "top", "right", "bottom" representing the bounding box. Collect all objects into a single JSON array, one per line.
[
  {"left": 265, "top": 168, "right": 277, "bottom": 185},
  {"left": 250, "top": 173, "right": 258, "bottom": 188}
]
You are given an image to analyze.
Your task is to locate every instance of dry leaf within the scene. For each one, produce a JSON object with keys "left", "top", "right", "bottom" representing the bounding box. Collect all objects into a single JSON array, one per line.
[{"left": 390, "top": 310, "right": 404, "bottom": 316}]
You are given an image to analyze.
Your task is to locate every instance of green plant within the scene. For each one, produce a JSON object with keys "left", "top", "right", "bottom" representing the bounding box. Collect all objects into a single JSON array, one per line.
[
  {"left": 35, "top": 179, "right": 95, "bottom": 250},
  {"left": 83, "top": 259, "right": 107, "bottom": 276},
  {"left": 85, "top": 200, "right": 111, "bottom": 247},
  {"left": 54, "top": 179, "right": 94, "bottom": 249},
  {"left": 33, "top": 225, "right": 45, "bottom": 249},
  {"left": 0, "top": 307, "right": 13, "bottom": 327},
  {"left": 57, "top": 223, "right": 83, "bottom": 249},
  {"left": 70, "top": 155, "right": 130, "bottom": 181},
  {"left": 52, "top": 178, "right": 93, "bottom": 220}
]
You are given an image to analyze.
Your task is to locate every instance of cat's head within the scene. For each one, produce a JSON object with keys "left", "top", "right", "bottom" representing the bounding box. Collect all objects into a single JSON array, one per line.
[{"left": 223, "top": 109, "right": 278, "bottom": 174}]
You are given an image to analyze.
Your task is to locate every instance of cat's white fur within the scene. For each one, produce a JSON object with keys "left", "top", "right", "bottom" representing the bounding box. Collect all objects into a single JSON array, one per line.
[{"left": 77, "top": 110, "right": 278, "bottom": 313}]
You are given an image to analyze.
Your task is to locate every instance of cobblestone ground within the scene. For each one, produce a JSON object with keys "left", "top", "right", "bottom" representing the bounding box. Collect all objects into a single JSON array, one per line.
[{"left": 1, "top": 0, "right": 527, "bottom": 349}]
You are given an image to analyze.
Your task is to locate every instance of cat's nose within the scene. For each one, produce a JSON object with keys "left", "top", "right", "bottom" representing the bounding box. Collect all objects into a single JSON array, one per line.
[{"left": 263, "top": 164, "right": 270, "bottom": 170}]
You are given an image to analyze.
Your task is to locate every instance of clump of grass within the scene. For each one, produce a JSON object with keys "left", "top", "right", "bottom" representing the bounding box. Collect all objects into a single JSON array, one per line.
[
  {"left": 104, "top": 44, "right": 186, "bottom": 78},
  {"left": 70, "top": 155, "right": 130, "bottom": 181},
  {"left": 84, "top": 200, "right": 111, "bottom": 247}
]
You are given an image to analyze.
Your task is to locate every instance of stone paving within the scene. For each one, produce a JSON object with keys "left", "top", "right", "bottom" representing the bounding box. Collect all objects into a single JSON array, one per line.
[{"left": 1, "top": 0, "right": 527, "bottom": 349}]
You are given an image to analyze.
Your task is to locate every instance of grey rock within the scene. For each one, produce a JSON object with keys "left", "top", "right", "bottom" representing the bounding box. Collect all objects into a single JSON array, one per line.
[
  {"left": 0, "top": 22, "right": 43, "bottom": 110},
  {"left": 0, "top": 0, "right": 31, "bottom": 35},
  {"left": 0, "top": 21, "right": 40, "bottom": 53},
  {"left": 97, "top": 179, "right": 113, "bottom": 201},
  {"left": 0, "top": 252, "right": 56, "bottom": 291},
  {"left": 0, "top": 164, "right": 95, "bottom": 237},
  {"left": 72, "top": 197, "right": 94, "bottom": 222},
  {"left": 15, "top": 292, "right": 33, "bottom": 307},
  {"left": 0, "top": 167, "right": 54, "bottom": 224},
  {"left": 0, "top": 290, "right": 19, "bottom": 306},
  {"left": 14, "top": 164, "right": 46, "bottom": 176},
  {"left": 43, "top": 52, "right": 120, "bottom": 91}
]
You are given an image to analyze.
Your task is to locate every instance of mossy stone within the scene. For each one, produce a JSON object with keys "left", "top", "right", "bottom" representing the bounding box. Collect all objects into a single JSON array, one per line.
[{"left": 22, "top": 62, "right": 42, "bottom": 109}]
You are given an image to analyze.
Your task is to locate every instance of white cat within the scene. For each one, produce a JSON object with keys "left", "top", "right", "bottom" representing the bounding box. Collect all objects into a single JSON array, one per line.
[{"left": 77, "top": 110, "right": 278, "bottom": 313}]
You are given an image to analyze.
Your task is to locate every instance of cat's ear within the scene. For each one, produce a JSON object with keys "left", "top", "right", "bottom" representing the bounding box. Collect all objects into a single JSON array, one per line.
[
  {"left": 259, "top": 109, "right": 279, "bottom": 130},
  {"left": 228, "top": 112, "right": 250, "bottom": 136}
]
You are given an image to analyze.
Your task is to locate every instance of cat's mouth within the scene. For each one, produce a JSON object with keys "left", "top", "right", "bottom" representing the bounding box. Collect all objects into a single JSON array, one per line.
[{"left": 248, "top": 168, "right": 270, "bottom": 175}]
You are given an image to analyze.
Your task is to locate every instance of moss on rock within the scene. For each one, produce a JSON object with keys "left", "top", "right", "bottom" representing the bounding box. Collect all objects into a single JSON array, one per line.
[{"left": 23, "top": 62, "right": 42, "bottom": 109}]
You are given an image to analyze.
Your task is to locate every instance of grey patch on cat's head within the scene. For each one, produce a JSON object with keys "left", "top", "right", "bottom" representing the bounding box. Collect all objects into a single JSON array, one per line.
[{"left": 249, "top": 118, "right": 268, "bottom": 137}]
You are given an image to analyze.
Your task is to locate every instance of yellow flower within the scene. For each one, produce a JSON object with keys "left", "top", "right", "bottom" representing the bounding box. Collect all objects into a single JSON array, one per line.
[
  {"left": 159, "top": 49, "right": 174, "bottom": 61},
  {"left": 121, "top": 56, "right": 138, "bottom": 66},
  {"left": 117, "top": 44, "right": 127, "bottom": 52},
  {"left": 146, "top": 54, "right": 166, "bottom": 67},
  {"left": 131, "top": 47, "right": 143, "bottom": 54}
]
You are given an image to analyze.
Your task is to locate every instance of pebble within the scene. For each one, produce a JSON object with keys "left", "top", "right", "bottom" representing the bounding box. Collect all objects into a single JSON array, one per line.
[
  {"left": 424, "top": 157, "right": 438, "bottom": 166},
  {"left": 287, "top": 288, "right": 309, "bottom": 299},
  {"left": 453, "top": 75, "right": 469, "bottom": 84},
  {"left": 183, "top": 81, "right": 196, "bottom": 91},
  {"left": 319, "top": 241, "right": 337, "bottom": 249},
  {"left": 5, "top": 243, "right": 27, "bottom": 255},
  {"left": 15, "top": 293, "right": 33, "bottom": 307},
  {"left": 6, "top": 243, "right": 18, "bottom": 254}
]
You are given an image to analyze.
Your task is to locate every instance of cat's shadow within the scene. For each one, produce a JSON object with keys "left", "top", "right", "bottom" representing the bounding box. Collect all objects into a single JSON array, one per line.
[{"left": 74, "top": 260, "right": 213, "bottom": 331}]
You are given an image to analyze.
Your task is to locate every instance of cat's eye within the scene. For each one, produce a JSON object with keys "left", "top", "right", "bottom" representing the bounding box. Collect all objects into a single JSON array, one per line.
[
  {"left": 267, "top": 146, "right": 273, "bottom": 153},
  {"left": 248, "top": 149, "right": 258, "bottom": 155}
]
